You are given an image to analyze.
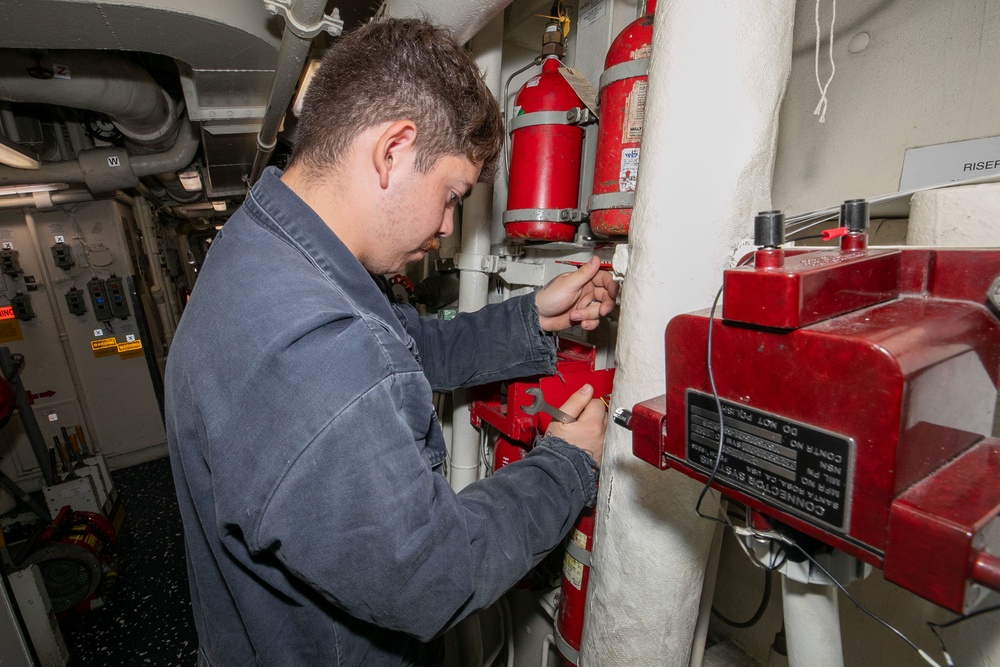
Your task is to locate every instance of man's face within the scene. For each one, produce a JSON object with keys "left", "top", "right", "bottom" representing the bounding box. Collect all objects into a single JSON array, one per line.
[{"left": 368, "top": 154, "right": 481, "bottom": 275}]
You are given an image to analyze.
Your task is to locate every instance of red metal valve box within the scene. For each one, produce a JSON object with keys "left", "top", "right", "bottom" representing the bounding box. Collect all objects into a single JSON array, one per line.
[{"left": 631, "top": 247, "right": 1000, "bottom": 612}]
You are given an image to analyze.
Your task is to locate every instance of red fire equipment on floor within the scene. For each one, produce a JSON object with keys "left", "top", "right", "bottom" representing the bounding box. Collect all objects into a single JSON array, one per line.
[{"left": 627, "top": 202, "right": 1000, "bottom": 614}]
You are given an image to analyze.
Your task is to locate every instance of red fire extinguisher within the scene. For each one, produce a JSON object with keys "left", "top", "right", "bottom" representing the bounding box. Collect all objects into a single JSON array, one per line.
[
  {"left": 588, "top": 0, "right": 657, "bottom": 238},
  {"left": 505, "top": 20, "right": 587, "bottom": 243},
  {"left": 555, "top": 507, "right": 595, "bottom": 666}
]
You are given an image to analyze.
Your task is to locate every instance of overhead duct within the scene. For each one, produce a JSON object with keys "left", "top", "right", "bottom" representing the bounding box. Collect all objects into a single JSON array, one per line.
[
  {"left": 0, "top": 51, "right": 177, "bottom": 150},
  {"left": 379, "top": 0, "right": 515, "bottom": 45},
  {"left": 0, "top": 116, "right": 199, "bottom": 193}
]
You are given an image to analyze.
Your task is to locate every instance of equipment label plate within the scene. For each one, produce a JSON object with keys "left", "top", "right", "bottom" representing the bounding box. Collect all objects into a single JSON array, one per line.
[{"left": 685, "top": 390, "right": 853, "bottom": 532}]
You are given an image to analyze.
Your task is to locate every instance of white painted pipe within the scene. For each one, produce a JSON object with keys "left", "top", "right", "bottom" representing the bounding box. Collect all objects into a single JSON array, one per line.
[
  {"left": 380, "top": 0, "right": 514, "bottom": 45},
  {"left": 580, "top": 1, "right": 795, "bottom": 664},
  {"left": 781, "top": 576, "right": 845, "bottom": 667},
  {"left": 449, "top": 14, "right": 505, "bottom": 492}
]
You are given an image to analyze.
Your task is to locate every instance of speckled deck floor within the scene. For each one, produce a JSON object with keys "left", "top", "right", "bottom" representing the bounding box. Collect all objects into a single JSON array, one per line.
[{"left": 58, "top": 456, "right": 198, "bottom": 666}]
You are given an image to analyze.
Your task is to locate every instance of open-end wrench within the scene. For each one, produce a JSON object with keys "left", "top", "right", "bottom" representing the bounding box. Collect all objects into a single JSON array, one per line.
[{"left": 521, "top": 387, "right": 577, "bottom": 424}]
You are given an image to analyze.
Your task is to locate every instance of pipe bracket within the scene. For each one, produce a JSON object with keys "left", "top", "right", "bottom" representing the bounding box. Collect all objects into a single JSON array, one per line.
[{"left": 263, "top": 0, "right": 344, "bottom": 39}]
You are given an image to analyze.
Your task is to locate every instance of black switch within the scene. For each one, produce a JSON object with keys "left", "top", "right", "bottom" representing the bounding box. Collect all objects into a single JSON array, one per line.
[
  {"left": 50, "top": 244, "right": 75, "bottom": 271},
  {"left": 65, "top": 288, "right": 87, "bottom": 316},
  {"left": 10, "top": 293, "right": 34, "bottom": 321},
  {"left": 87, "top": 278, "right": 112, "bottom": 321},
  {"left": 0, "top": 249, "right": 21, "bottom": 277},
  {"left": 104, "top": 275, "right": 130, "bottom": 320}
]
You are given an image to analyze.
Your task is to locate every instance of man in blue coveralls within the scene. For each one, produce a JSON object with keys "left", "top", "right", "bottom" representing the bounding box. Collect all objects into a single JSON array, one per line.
[{"left": 166, "top": 17, "right": 619, "bottom": 666}]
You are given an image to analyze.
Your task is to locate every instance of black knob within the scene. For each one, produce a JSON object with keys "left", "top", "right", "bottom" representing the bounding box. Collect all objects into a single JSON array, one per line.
[
  {"left": 754, "top": 211, "right": 785, "bottom": 248},
  {"left": 840, "top": 199, "right": 869, "bottom": 233}
]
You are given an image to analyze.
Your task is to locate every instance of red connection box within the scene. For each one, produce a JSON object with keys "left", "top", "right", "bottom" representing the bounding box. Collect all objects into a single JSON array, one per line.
[
  {"left": 722, "top": 246, "right": 901, "bottom": 329},
  {"left": 470, "top": 338, "right": 615, "bottom": 444},
  {"left": 631, "top": 247, "right": 1000, "bottom": 612}
]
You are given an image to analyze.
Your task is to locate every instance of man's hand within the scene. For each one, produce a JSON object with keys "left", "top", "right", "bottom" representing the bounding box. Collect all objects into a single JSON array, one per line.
[
  {"left": 535, "top": 256, "right": 619, "bottom": 332},
  {"left": 545, "top": 384, "right": 607, "bottom": 465}
]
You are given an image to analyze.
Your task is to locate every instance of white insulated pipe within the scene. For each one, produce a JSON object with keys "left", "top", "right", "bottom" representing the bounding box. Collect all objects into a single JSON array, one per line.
[
  {"left": 379, "top": 0, "right": 514, "bottom": 45},
  {"left": 580, "top": 1, "right": 795, "bottom": 664},
  {"left": 449, "top": 14, "right": 505, "bottom": 493},
  {"left": 782, "top": 577, "right": 845, "bottom": 667}
]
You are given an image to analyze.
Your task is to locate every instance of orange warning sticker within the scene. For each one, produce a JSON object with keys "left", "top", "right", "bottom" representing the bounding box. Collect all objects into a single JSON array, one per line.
[
  {"left": 91, "top": 337, "right": 119, "bottom": 358},
  {"left": 117, "top": 340, "right": 143, "bottom": 359}
]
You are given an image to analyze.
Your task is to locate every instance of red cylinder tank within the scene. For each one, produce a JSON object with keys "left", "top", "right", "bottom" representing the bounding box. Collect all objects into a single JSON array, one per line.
[
  {"left": 588, "top": 0, "right": 657, "bottom": 237},
  {"left": 505, "top": 55, "right": 585, "bottom": 242}
]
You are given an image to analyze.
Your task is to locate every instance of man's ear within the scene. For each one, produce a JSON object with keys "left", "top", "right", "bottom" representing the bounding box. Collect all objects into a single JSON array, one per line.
[{"left": 373, "top": 120, "right": 417, "bottom": 190}]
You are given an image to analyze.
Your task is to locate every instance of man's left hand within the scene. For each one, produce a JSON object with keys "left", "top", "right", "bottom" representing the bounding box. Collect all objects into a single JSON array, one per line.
[{"left": 536, "top": 256, "right": 619, "bottom": 332}]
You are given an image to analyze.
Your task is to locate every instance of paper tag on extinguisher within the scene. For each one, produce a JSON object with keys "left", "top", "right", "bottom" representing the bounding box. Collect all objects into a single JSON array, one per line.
[
  {"left": 563, "top": 552, "right": 585, "bottom": 589},
  {"left": 558, "top": 67, "right": 599, "bottom": 118}
]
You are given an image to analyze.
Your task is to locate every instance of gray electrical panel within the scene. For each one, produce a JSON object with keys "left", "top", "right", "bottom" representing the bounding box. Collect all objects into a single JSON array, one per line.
[{"left": 0, "top": 201, "right": 166, "bottom": 491}]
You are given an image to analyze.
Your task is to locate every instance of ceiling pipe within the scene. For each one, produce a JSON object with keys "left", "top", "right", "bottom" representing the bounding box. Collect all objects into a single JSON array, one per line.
[
  {"left": 0, "top": 50, "right": 177, "bottom": 150},
  {"left": 248, "top": 0, "right": 343, "bottom": 185},
  {"left": 0, "top": 116, "right": 198, "bottom": 193},
  {"left": 379, "top": 0, "right": 515, "bottom": 45}
]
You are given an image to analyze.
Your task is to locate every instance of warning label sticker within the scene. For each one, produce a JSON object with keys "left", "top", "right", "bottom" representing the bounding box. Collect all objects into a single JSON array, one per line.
[
  {"left": 117, "top": 340, "right": 143, "bottom": 359},
  {"left": 0, "top": 317, "right": 21, "bottom": 343},
  {"left": 91, "top": 337, "right": 119, "bottom": 358},
  {"left": 621, "top": 79, "right": 647, "bottom": 143},
  {"left": 684, "top": 390, "right": 853, "bottom": 532},
  {"left": 619, "top": 147, "right": 640, "bottom": 192},
  {"left": 563, "top": 552, "right": 584, "bottom": 590}
]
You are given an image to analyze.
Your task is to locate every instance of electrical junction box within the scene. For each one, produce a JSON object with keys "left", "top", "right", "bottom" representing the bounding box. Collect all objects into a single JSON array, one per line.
[
  {"left": 10, "top": 293, "right": 34, "bottom": 321},
  {"left": 64, "top": 288, "right": 86, "bottom": 316},
  {"left": 104, "top": 276, "right": 130, "bottom": 320},
  {"left": 86, "top": 278, "right": 112, "bottom": 321},
  {"left": 49, "top": 244, "right": 74, "bottom": 271},
  {"left": 0, "top": 248, "right": 22, "bottom": 277},
  {"left": 629, "top": 246, "right": 1000, "bottom": 614}
]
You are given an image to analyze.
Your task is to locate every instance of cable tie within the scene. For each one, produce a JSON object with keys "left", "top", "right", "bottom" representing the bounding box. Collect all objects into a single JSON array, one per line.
[{"left": 821, "top": 226, "right": 848, "bottom": 241}]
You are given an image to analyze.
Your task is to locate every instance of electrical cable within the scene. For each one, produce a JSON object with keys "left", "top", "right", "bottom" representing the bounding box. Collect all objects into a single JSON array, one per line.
[
  {"left": 712, "top": 567, "right": 773, "bottom": 629},
  {"left": 693, "top": 284, "right": 730, "bottom": 528},
  {"left": 927, "top": 603, "right": 1000, "bottom": 667}
]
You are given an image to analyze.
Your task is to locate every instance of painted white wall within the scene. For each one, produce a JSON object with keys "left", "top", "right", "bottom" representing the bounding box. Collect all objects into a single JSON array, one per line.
[{"left": 772, "top": 0, "right": 1000, "bottom": 217}]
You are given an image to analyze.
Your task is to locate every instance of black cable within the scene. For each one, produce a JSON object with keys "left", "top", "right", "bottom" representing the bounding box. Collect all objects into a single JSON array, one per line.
[
  {"left": 694, "top": 285, "right": 729, "bottom": 526},
  {"left": 927, "top": 603, "right": 1000, "bottom": 667},
  {"left": 783, "top": 541, "right": 928, "bottom": 658},
  {"left": 712, "top": 568, "right": 772, "bottom": 629}
]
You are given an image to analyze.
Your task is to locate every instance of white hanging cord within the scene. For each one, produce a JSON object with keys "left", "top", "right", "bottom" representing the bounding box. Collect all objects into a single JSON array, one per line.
[{"left": 813, "top": 0, "right": 837, "bottom": 123}]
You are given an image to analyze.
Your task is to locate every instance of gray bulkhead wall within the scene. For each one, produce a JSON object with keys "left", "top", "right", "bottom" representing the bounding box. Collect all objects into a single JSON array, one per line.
[{"left": 0, "top": 201, "right": 166, "bottom": 492}]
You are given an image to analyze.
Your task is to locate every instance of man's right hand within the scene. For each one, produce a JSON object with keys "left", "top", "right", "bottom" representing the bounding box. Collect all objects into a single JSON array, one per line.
[{"left": 544, "top": 384, "right": 608, "bottom": 465}]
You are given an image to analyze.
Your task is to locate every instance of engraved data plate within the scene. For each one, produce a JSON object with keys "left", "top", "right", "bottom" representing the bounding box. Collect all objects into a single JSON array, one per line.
[{"left": 685, "top": 390, "right": 854, "bottom": 532}]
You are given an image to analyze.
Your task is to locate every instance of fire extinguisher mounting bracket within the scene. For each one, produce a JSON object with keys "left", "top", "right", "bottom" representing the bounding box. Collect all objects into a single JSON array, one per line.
[
  {"left": 599, "top": 57, "right": 650, "bottom": 90},
  {"left": 589, "top": 191, "right": 635, "bottom": 212},
  {"left": 508, "top": 108, "right": 593, "bottom": 133},
  {"left": 503, "top": 207, "right": 585, "bottom": 224}
]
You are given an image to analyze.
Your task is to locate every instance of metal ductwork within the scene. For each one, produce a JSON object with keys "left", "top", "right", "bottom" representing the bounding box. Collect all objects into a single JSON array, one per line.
[
  {"left": 0, "top": 116, "right": 199, "bottom": 194},
  {"left": 0, "top": 51, "right": 178, "bottom": 151},
  {"left": 380, "top": 0, "right": 516, "bottom": 45}
]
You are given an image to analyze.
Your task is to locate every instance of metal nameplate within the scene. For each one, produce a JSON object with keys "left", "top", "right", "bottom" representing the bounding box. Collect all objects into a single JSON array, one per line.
[{"left": 684, "top": 390, "right": 854, "bottom": 532}]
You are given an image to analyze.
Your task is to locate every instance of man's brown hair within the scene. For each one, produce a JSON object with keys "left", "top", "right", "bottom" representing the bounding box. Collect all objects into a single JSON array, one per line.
[{"left": 290, "top": 19, "right": 503, "bottom": 182}]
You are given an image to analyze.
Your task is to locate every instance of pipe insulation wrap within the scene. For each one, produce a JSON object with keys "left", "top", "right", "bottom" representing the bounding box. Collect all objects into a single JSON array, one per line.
[
  {"left": 380, "top": 0, "right": 514, "bottom": 46},
  {"left": 0, "top": 51, "right": 177, "bottom": 145},
  {"left": 580, "top": 1, "right": 795, "bottom": 664},
  {"left": 782, "top": 577, "right": 845, "bottom": 666}
]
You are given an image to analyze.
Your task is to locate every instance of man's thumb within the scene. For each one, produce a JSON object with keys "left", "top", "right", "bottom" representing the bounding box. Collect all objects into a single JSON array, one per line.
[{"left": 557, "top": 384, "right": 594, "bottom": 419}]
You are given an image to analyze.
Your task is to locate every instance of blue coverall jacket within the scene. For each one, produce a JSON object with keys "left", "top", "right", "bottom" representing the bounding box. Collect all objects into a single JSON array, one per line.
[{"left": 165, "top": 167, "right": 599, "bottom": 666}]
